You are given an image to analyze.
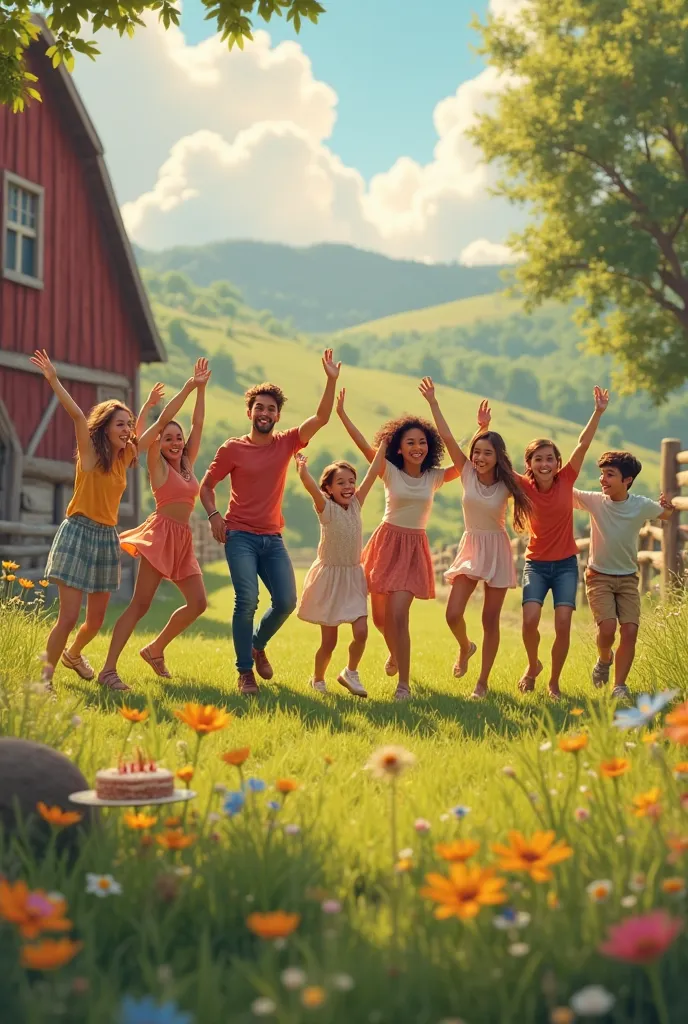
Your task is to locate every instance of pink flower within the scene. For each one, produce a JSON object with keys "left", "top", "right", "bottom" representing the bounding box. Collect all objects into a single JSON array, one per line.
[
  {"left": 414, "top": 818, "right": 431, "bottom": 833},
  {"left": 599, "top": 911, "right": 683, "bottom": 964}
]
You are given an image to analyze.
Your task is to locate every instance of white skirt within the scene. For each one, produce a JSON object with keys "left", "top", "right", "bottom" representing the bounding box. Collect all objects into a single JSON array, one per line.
[
  {"left": 444, "top": 529, "right": 516, "bottom": 589},
  {"left": 297, "top": 560, "right": 368, "bottom": 626}
]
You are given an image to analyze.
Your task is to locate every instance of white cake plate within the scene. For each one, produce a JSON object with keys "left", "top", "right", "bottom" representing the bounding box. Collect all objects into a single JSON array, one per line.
[{"left": 68, "top": 788, "right": 197, "bottom": 808}]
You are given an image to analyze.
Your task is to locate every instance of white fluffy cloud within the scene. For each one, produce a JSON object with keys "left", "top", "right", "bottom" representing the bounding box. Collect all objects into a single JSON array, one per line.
[{"left": 76, "top": 3, "right": 526, "bottom": 263}]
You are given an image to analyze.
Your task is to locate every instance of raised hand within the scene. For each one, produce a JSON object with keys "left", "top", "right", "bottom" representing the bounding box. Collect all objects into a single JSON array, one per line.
[
  {"left": 593, "top": 385, "right": 610, "bottom": 412},
  {"left": 147, "top": 382, "right": 165, "bottom": 407},
  {"left": 30, "top": 349, "right": 57, "bottom": 382},
  {"left": 336, "top": 388, "right": 346, "bottom": 416},
  {"left": 322, "top": 348, "right": 342, "bottom": 380},
  {"left": 418, "top": 376, "right": 436, "bottom": 403},
  {"left": 193, "top": 357, "right": 211, "bottom": 387},
  {"left": 294, "top": 453, "right": 309, "bottom": 478},
  {"left": 477, "top": 399, "right": 491, "bottom": 430}
]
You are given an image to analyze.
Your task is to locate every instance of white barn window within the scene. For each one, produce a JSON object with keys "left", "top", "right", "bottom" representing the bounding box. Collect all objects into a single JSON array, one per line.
[{"left": 2, "top": 171, "right": 44, "bottom": 289}]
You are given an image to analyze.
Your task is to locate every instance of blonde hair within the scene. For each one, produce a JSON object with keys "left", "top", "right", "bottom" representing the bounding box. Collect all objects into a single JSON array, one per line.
[{"left": 85, "top": 401, "right": 135, "bottom": 472}]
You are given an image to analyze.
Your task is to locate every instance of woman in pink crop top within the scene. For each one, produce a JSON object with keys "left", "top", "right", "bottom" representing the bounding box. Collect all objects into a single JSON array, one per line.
[{"left": 98, "top": 359, "right": 211, "bottom": 690}]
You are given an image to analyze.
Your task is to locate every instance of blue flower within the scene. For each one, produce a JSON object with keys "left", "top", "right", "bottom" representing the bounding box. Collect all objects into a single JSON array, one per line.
[
  {"left": 267, "top": 800, "right": 281, "bottom": 812},
  {"left": 450, "top": 805, "right": 471, "bottom": 819},
  {"left": 612, "top": 690, "right": 678, "bottom": 731},
  {"left": 223, "top": 790, "right": 245, "bottom": 817},
  {"left": 246, "top": 777, "right": 266, "bottom": 793},
  {"left": 119, "top": 996, "right": 192, "bottom": 1024}
]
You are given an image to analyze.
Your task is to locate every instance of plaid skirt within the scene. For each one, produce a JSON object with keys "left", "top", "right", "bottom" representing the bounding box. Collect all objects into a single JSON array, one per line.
[{"left": 45, "top": 514, "right": 121, "bottom": 593}]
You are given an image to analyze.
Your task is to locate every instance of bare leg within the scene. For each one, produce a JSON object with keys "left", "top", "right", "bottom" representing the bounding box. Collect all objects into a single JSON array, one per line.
[
  {"left": 446, "top": 576, "right": 479, "bottom": 676},
  {"left": 100, "top": 559, "right": 163, "bottom": 673},
  {"left": 613, "top": 622, "right": 639, "bottom": 690},
  {"left": 549, "top": 605, "right": 575, "bottom": 698},
  {"left": 68, "top": 591, "right": 111, "bottom": 658},
  {"left": 472, "top": 585, "right": 507, "bottom": 698},
  {"left": 147, "top": 574, "right": 208, "bottom": 656},
  {"left": 519, "top": 601, "right": 543, "bottom": 692},
  {"left": 348, "top": 616, "right": 368, "bottom": 671},
  {"left": 45, "top": 584, "right": 83, "bottom": 670},
  {"left": 314, "top": 625, "right": 338, "bottom": 682},
  {"left": 371, "top": 593, "right": 396, "bottom": 672},
  {"left": 596, "top": 618, "right": 616, "bottom": 664},
  {"left": 386, "top": 590, "right": 414, "bottom": 693}
]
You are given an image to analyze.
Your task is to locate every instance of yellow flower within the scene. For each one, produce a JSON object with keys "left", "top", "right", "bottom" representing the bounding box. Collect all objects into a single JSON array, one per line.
[
  {"left": 558, "top": 734, "right": 588, "bottom": 753},
  {"left": 38, "top": 580, "right": 49, "bottom": 588},
  {"left": 119, "top": 706, "right": 149, "bottom": 723},
  {"left": 2, "top": 560, "right": 19, "bottom": 570},
  {"left": 18, "top": 578, "right": 35, "bottom": 589},
  {"left": 20, "top": 938, "right": 82, "bottom": 970},
  {"left": 550, "top": 1009, "right": 575, "bottom": 1024},
  {"left": 673, "top": 761, "right": 688, "bottom": 779},
  {"left": 4, "top": 574, "right": 16, "bottom": 582},
  {"left": 0, "top": 880, "right": 71, "bottom": 939},
  {"left": 221, "top": 747, "right": 250, "bottom": 766},
  {"left": 395, "top": 858, "right": 413, "bottom": 873},
  {"left": 176, "top": 766, "right": 194, "bottom": 784},
  {"left": 434, "top": 839, "right": 480, "bottom": 863},
  {"left": 643, "top": 731, "right": 660, "bottom": 745},
  {"left": 631, "top": 787, "right": 662, "bottom": 819},
  {"left": 661, "top": 877, "right": 686, "bottom": 897},
  {"left": 492, "top": 831, "right": 573, "bottom": 883},
  {"left": 156, "top": 829, "right": 196, "bottom": 850},
  {"left": 123, "top": 812, "right": 156, "bottom": 830},
  {"left": 275, "top": 778, "right": 298, "bottom": 794},
  {"left": 569, "top": 708, "right": 584, "bottom": 717},
  {"left": 421, "top": 863, "right": 507, "bottom": 920},
  {"left": 366, "top": 745, "right": 415, "bottom": 779},
  {"left": 301, "top": 986, "right": 327, "bottom": 1009},
  {"left": 174, "top": 703, "right": 231, "bottom": 734},
  {"left": 546, "top": 891, "right": 560, "bottom": 910},
  {"left": 246, "top": 911, "right": 301, "bottom": 939},
  {"left": 600, "top": 757, "right": 630, "bottom": 778},
  {"left": 36, "top": 803, "right": 83, "bottom": 828}
]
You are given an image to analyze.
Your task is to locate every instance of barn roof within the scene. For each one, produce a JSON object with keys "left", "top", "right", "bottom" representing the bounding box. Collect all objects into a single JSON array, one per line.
[{"left": 31, "top": 16, "right": 166, "bottom": 365}]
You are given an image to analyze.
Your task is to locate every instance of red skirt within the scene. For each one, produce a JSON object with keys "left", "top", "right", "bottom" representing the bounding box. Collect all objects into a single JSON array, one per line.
[
  {"left": 361, "top": 522, "right": 435, "bottom": 600},
  {"left": 120, "top": 513, "right": 201, "bottom": 582}
]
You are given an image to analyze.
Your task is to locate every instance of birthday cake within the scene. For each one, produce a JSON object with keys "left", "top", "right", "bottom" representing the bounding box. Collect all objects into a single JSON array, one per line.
[{"left": 95, "top": 754, "right": 174, "bottom": 802}]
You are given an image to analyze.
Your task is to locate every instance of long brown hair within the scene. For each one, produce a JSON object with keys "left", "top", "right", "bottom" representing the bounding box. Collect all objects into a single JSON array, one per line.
[
  {"left": 470, "top": 430, "right": 532, "bottom": 532},
  {"left": 523, "top": 438, "right": 563, "bottom": 484},
  {"left": 319, "top": 460, "right": 357, "bottom": 493},
  {"left": 85, "top": 401, "right": 136, "bottom": 472},
  {"left": 162, "top": 420, "right": 192, "bottom": 479}
]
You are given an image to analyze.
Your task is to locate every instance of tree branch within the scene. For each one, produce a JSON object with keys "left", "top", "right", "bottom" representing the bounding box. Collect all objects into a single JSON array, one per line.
[{"left": 661, "top": 122, "right": 688, "bottom": 179}]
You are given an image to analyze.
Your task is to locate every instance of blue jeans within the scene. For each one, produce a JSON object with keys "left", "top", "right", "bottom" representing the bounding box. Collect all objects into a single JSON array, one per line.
[
  {"left": 225, "top": 530, "right": 297, "bottom": 672},
  {"left": 522, "top": 555, "right": 579, "bottom": 609}
]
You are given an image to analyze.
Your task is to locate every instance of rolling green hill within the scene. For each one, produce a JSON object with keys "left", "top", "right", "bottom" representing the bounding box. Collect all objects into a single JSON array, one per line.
[{"left": 338, "top": 291, "right": 524, "bottom": 337}]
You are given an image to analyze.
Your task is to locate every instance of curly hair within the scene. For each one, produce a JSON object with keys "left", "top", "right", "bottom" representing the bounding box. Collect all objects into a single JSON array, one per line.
[
  {"left": 86, "top": 401, "right": 136, "bottom": 472},
  {"left": 244, "top": 382, "right": 286, "bottom": 412},
  {"left": 374, "top": 416, "right": 445, "bottom": 472},
  {"left": 319, "top": 460, "right": 357, "bottom": 492},
  {"left": 469, "top": 430, "right": 532, "bottom": 532}
]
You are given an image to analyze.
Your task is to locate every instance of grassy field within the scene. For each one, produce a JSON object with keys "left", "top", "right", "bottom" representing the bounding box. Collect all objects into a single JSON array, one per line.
[
  {"left": 337, "top": 292, "right": 526, "bottom": 338},
  {"left": 2, "top": 571, "right": 688, "bottom": 1022}
]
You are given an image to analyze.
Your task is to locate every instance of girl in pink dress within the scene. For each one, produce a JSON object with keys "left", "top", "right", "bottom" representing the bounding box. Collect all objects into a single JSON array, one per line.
[
  {"left": 295, "top": 445, "right": 386, "bottom": 696},
  {"left": 419, "top": 379, "right": 531, "bottom": 699},
  {"left": 98, "top": 359, "right": 211, "bottom": 690}
]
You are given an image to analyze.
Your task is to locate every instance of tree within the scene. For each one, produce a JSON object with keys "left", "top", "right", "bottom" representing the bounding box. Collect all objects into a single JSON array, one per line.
[
  {"left": 1, "top": 1, "right": 325, "bottom": 110},
  {"left": 504, "top": 366, "right": 541, "bottom": 409},
  {"left": 471, "top": 0, "right": 688, "bottom": 401}
]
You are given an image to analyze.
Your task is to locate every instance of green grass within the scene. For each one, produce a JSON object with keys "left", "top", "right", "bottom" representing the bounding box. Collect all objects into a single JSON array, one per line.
[
  {"left": 337, "top": 292, "right": 526, "bottom": 338},
  {"left": 2, "top": 575, "right": 687, "bottom": 1022}
]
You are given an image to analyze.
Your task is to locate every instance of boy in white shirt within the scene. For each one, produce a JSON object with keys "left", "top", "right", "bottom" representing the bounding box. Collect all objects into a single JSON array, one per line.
[{"left": 573, "top": 451, "right": 674, "bottom": 699}]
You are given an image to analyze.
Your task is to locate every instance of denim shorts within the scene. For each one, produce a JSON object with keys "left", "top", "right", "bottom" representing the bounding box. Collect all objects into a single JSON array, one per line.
[{"left": 522, "top": 555, "right": 579, "bottom": 609}]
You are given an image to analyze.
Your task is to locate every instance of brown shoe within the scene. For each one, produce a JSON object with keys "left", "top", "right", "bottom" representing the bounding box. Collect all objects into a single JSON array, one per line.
[
  {"left": 252, "top": 648, "right": 273, "bottom": 680},
  {"left": 61, "top": 650, "right": 95, "bottom": 681},
  {"left": 238, "top": 670, "right": 260, "bottom": 695}
]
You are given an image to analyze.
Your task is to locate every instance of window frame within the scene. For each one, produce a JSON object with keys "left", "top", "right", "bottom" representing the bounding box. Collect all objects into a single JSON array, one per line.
[{"left": 1, "top": 170, "right": 45, "bottom": 290}]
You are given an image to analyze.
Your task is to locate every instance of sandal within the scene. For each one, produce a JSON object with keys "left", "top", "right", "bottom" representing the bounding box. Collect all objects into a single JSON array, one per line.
[
  {"left": 61, "top": 650, "right": 95, "bottom": 681},
  {"left": 470, "top": 682, "right": 488, "bottom": 700},
  {"left": 518, "top": 660, "right": 543, "bottom": 693},
  {"left": 394, "top": 683, "right": 412, "bottom": 702},
  {"left": 140, "top": 646, "right": 171, "bottom": 679},
  {"left": 385, "top": 656, "right": 398, "bottom": 677},
  {"left": 547, "top": 686, "right": 562, "bottom": 702},
  {"left": 453, "top": 641, "right": 477, "bottom": 679},
  {"left": 98, "top": 669, "right": 130, "bottom": 692}
]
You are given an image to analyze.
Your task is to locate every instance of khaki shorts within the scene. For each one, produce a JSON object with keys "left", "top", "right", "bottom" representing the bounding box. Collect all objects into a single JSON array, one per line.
[{"left": 585, "top": 568, "right": 640, "bottom": 625}]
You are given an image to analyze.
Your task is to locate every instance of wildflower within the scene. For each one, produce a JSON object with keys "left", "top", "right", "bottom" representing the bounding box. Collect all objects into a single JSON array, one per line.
[
  {"left": 600, "top": 758, "right": 630, "bottom": 778},
  {"left": 276, "top": 778, "right": 299, "bottom": 794},
  {"left": 661, "top": 877, "right": 686, "bottom": 897},
  {"left": 164, "top": 816, "right": 181, "bottom": 828},
  {"left": 600, "top": 910, "right": 683, "bottom": 963},
  {"left": 2, "top": 560, "right": 19, "bottom": 570},
  {"left": 18, "top": 578, "right": 35, "bottom": 589},
  {"left": 246, "top": 778, "right": 266, "bottom": 793},
  {"left": 550, "top": 1008, "right": 575, "bottom": 1024},
  {"left": 221, "top": 747, "right": 250, "bottom": 766},
  {"left": 395, "top": 858, "right": 413, "bottom": 873},
  {"left": 621, "top": 895, "right": 637, "bottom": 908},
  {"left": 118, "top": 995, "right": 192, "bottom": 1024},
  {"left": 569, "top": 985, "right": 615, "bottom": 1016},
  {"left": 665, "top": 701, "right": 688, "bottom": 745},
  {"left": 673, "top": 761, "right": 688, "bottom": 779},
  {"left": 613, "top": 690, "right": 678, "bottom": 731},
  {"left": 492, "top": 831, "right": 573, "bottom": 882},
  {"left": 570, "top": 708, "right": 584, "bottom": 716},
  {"left": 119, "top": 706, "right": 149, "bottom": 723},
  {"left": 574, "top": 807, "right": 590, "bottom": 822},
  {"left": 267, "top": 800, "right": 281, "bottom": 812},
  {"left": 251, "top": 998, "right": 277, "bottom": 1017},
  {"left": 0, "top": 880, "right": 71, "bottom": 938},
  {"left": 508, "top": 942, "right": 530, "bottom": 957},
  {"left": 629, "top": 873, "right": 647, "bottom": 893},
  {"left": 223, "top": 791, "right": 246, "bottom": 817},
  {"left": 366, "top": 745, "right": 415, "bottom": 779},
  {"left": 36, "top": 802, "right": 82, "bottom": 827},
  {"left": 176, "top": 766, "right": 194, "bottom": 784},
  {"left": 174, "top": 703, "right": 231, "bottom": 734},
  {"left": 156, "top": 830, "right": 196, "bottom": 850},
  {"left": 586, "top": 879, "right": 613, "bottom": 903},
  {"left": 247, "top": 911, "right": 300, "bottom": 940},
  {"left": 330, "top": 973, "right": 355, "bottom": 991},
  {"left": 493, "top": 908, "right": 531, "bottom": 930},
  {"left": 85, "top": 874, "right": 122, "bottom": 898},
  {"left": 539, "top": 740, "right": 553, "bottom": 752},
  {"left": 281, "top": 966, "right": 307, "bottom": 989},
  {"left": 666, "top": 835, "right": 688, "bottom": 863},
  {"left": 435, "top": 839, "right": 480, "bottom": 863},
  {"left": 414, "top": 818, "right": 431, "bottom": 833},
  {"left": 301, "top": 986, "right": 326, "bottom": 1009},
  {"left": 501, "top": 765, "right": 517, "bottom": 778},
  {"left": 321, "top": 899, "right": 341, "bottom": 914},
  {"left": 38, "top": 579, "right": 49, "bottom": 587},
  {"left": 124, "top": 812, "right": 156, "bottom": 830},
  {"left": 421, "top": 863, "right": 507, "bottom": 920},
  {"left": 558, "top": 734, "right": 588, "bottom": 753},
  {"left": 643, "top": 731, "right": 660, "bottom": 745},
  {"left": 631, "top": 787, "right": 662, "bottom": 818},
  {"left": 323, "top": 755, "right": 334, "bottom": 765},
  {"left": 284, "top": 824, "right": 301, "bottom": 836},
  {"left": 20, "top": 938, "right": 82, "bottom": 970},
  {"left": 4, "top": 574, "right": 16, "bottom": 582},
  {"left": 546, "top": 891, "right": 560, "bottom": 910},
  {"left": 450, "top": 805, "right": 471, "bottom": 819}
]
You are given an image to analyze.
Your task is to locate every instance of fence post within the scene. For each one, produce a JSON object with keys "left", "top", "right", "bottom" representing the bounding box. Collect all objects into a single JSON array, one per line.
[{"left": 660, "top": 438, "right": 681, "bottom": 599}]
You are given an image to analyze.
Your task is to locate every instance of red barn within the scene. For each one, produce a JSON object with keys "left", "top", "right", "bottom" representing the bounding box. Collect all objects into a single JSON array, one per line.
[{"left": 0, "top": 19, "right": 165, "bottom": 589}]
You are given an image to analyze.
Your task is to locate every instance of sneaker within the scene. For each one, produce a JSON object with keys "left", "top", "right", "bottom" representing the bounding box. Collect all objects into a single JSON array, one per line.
[
  {"left": 311, "top": 679, "right": 327, "bottom": 693},
  {"left": 592, "top": 653, "right": 614, "bottom": 688},
  {"left": 337, "top": 667, "right": 368, "bottom": 698},
  {"left": 611, "top": 684, "right": 631, "bottom": 701},
  {"left": 252, "top": 648, "right": 274, "bottom": 680},
  {"left": 61, "top": 650, "right": 95, "bottom": 681},
  {"left": 238, "top": 670, "right": 260, "bottom": 695}
]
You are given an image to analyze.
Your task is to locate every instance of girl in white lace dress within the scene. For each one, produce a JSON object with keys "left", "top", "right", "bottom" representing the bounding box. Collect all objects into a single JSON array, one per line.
[{"left": 295, "top": 445, "right": 386, "bottom": 697}]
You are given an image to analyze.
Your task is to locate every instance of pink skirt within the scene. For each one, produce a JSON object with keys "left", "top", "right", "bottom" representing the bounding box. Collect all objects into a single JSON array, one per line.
[
  {"left": 120, "top": 513, "right": 202, "bottom": 582},
  {"left": 444, "top": 529, "right": 516, "bottom": 589},
  {"left": 361, "top": 522, "right": 435, "bottom": 600}
]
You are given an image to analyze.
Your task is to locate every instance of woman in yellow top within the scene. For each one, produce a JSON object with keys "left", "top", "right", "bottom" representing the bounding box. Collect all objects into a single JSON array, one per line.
[{"left": 32, "top": 350, "right": 165, "bottom": 693}]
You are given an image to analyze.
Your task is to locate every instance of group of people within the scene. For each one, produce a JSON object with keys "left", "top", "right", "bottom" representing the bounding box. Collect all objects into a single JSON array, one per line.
[{"left": 32, "top": 346, "right": 673, "bottom": 703}]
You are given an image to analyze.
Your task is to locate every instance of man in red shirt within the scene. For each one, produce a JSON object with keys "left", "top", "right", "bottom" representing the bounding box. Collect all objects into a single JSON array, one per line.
[{"left": 200, "top": 350, "right": 341, "bottom": 693}]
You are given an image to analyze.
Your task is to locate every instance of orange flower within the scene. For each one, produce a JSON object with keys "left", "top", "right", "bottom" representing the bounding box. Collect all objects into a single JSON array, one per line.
[
  {"left": 2, "top": 560, "right": 19, "bottom": 570},
  {"left": 434, "top": 839, "right": 480, "bottom": 863},
  {"left": 119, "top": 706, "right": 149, "bottom": 723},
  {"left": 558, "top": 734, "right": 588, "bottom": 753},
  {"left": 666, "top": 835, "right": 688, "bottom": 864},
  {"left": 673, "top": 761, "right": 688, "bottom": 779},
  {"left": 36, "top": 803, "right": 82, "bottom": 828},
  {"left": 661, "top": 877, "right": 686, "bottom": 896},
  {"left": 301, "top": 986, "right": 326, "bottom": 1008},
  {"left": 156, "top": 829, "right": 196, "bottom": 850},
  {"left": 176, "top": 766, "right": 194, "bottom": 784},
  {"left": 665, "top": 701, "right": 688, "bottom": 745},
  {"left": 631, "top": 787, "right": 662, "bottom": 819},
  {"left": 492, "top": 831, "right": 573, "bottom": 882},
  {"left": 123, "top": 812, "right": 156, "bottom": 830},
  {"left": 395, "top": 857, "right": 413, "bottom": 873},
  {"left": 221, "top": 747, "right": 250, "bottom": 766},
  {"left": 0, "top": 880, "right": 71, "bottom": 939},
  {"left": 38, "top": 579, "right": 49, "bottom": 588},
  {"left": 275, "top": 778, "right": 298, "bottom": 794},
  {"left": 164, "top": 815, "right": 182, "bottom": 828},
  {"left": 18, "top": 577, "right": 35, "bottom": 589},
  {"left": 4, "top": 574, "right": 16, "bottom": 581},
  {"left": 600, "top": 758, "right": 630, "bottom": 778},
  {"left": 421, "top": 863, "right": 507, "bottom": 920},
  {"left": 246, "top": 911, "right": 301, "bottom": 940},
  {"left": 643, "top": 732, "right": 660, "bottom": 745},
  {"left": 21, "top": 938, "right": 82, "bottom": 970},
  {"left": 175, "top": 703, "right": 231, "bottom": 734},
  {"left": 569, "top": 708, "right": 584, "bottom": 717},
  {"left": 324, "top": 755, "right": 334, "bottom": 766}
]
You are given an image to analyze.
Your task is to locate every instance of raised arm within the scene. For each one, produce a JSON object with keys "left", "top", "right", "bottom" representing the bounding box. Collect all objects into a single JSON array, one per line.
[
  {"left": 418, "top": 377, "right": 466, "bottom": 478},
  {"left": 186, "top": 362, "right": 211, "bottom": 465},
  {"left": 336, "top": 388, "right": 376, "bottom": 463},
  {"left": 298, "top": 349, "right": 341, "bottom": 445},
  {"left": 356, "top": 439, "right": 388, "bottom": 505},
  {"left": 138, "top": 359, "right": 210, "bottom": 454},
  {"left": 30, "top": 350, "right": 93, "bottom": 467},
  {"left": 136, "top": 382, "right": 165, "bottom": 437},
  {"left": 568, "top": 386, "right": 609, "bottom": 474},
  {"left": 294, "top": 453, "right": 326, "bottom": 513}
]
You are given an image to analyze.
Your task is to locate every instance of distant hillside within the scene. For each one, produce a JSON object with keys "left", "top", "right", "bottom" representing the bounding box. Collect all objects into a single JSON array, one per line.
[{"left": 134, "top": 240, "right": 505, "bottom": 332}]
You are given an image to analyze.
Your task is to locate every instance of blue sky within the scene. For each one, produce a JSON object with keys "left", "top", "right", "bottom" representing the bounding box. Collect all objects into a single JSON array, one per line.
[{"left": 180, "top": 0, "right": 491, "bottom": 179}]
